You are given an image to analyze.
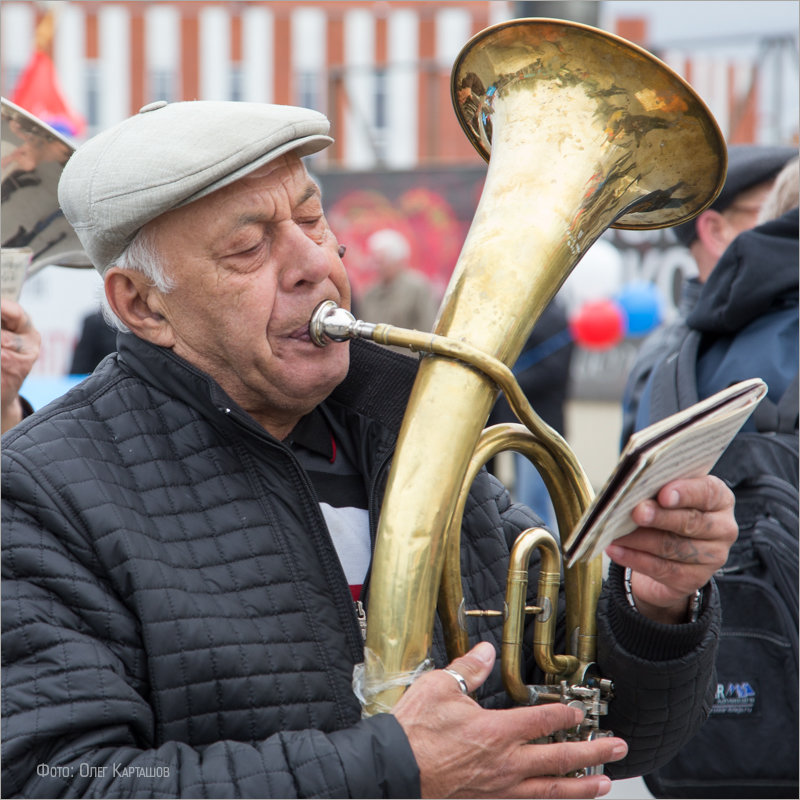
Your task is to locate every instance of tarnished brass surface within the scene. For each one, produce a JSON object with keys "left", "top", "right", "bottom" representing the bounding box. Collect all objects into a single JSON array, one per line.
[
  {"left": 338, "top": 17, "right": 726, "bottom": 715},
  {"left": 452, "top": 17, "right": 726, "bottom": 231},
  {"left": 1, "top": 98, "right": 91, "bottom": 275}
]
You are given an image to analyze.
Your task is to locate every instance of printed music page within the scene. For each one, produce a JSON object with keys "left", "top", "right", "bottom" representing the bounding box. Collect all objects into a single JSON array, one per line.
[
  {"left": 564, "top": 377, "right": 767, "bottom": 567},
  {"left": 1, "top": 248, "right": 31, "bottom": 301}
]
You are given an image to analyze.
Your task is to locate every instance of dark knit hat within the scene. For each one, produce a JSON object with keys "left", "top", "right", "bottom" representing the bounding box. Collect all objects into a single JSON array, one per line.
[{"left": 672, "top": 144, "right": 797, "bottom": 246}]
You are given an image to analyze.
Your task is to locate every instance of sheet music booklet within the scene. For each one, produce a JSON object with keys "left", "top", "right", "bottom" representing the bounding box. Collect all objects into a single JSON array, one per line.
[{"left": 563, "top": 377, "right": 767, "bottom": 567}]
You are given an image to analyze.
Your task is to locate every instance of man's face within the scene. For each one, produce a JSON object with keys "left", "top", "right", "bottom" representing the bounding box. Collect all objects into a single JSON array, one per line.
[
  {"left": 719, "top": 179, "right": 775, "bottom": 245},
  {"left": 370, "top": 249, "right": 402, "bottom": 283},
  {"left": 145, "top": 153, "right": 351, "bottom": 437}
]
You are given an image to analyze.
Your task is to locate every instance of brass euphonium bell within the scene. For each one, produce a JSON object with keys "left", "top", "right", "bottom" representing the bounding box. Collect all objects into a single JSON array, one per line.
[
  {"left": 311, "top": 17, "right": 725, "bottom": 730},
  {"left": 1, "top": 98, "right": 92, "bottom": 281}
]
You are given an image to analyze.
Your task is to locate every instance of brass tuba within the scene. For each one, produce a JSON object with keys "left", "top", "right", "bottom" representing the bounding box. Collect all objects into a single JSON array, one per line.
[{"left": 311, "top": 17, "right": 725, "bottom": 726}]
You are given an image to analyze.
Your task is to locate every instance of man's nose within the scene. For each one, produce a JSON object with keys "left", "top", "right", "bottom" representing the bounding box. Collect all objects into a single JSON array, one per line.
[{"left": 279, "top": 227, "right": 335, "bottom": 290}]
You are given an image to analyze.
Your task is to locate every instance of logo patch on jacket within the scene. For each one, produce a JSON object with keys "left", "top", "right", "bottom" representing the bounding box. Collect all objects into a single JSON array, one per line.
[{"left": 710, "top": 681, "right": 756, "bottom": 715}]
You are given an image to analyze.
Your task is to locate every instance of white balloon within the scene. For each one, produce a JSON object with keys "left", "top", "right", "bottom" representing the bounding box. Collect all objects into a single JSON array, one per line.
[{"left": 559, "top": 239, "right": 624, "bottom": 314}]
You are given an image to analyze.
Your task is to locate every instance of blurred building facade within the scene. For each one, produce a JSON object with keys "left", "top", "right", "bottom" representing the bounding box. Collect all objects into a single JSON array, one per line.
[
  {"left": 2, "top": 1, "right": 514, "bottom": 167},
  {"left": 2, "top": 0, "right": 797, "bottom": 167}
]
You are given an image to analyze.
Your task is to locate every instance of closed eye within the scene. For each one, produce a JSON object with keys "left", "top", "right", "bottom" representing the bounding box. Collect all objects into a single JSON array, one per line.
[
  {"left": 238, "top": 240, "right": 266, "bottom": 256},
  {"left": 296, "top": 215, "right": 328, "bottom": 244},
  {"left": 220, "top": 237, "right": 269, "bottom": 269}
]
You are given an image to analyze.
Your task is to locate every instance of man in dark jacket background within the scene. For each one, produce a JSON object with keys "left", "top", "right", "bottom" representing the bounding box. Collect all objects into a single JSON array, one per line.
[
  {"left": 2, "top": 100, "right": 738, "bottom": 799},
  {"left": 620, "top": 144, "right": 796, "bottom": 447},
  {"left": 631, "top": 160, "right": 798, "bottom": 435},
  {"left": 634, "top": 156, "right": 799, "bottom": 800},
  {"left": 487, "top": 296, "right": 574, "bottom": 530}
]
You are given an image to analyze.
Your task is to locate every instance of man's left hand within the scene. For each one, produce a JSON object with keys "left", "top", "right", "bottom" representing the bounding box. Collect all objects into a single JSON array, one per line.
[
  {"left": 605, "top": 475, "right": 737, "bottom": 624},
  {"left": 1, "top": 298, "right": 41, "bottom": 434}
]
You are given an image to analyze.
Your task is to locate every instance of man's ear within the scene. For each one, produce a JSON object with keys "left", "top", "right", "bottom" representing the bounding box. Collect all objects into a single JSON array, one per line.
[
  {"left": 693, "top": 209, "right": 730, "bottom": 260},
  {"left": 104, "top": 267, "right": 176, "bottom": 347}
]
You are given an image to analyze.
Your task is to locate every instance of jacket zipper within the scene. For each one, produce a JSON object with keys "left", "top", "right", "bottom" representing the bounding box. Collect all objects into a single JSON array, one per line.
[
  {"left": 290, "top": 459, "right": 368, "bottom": 659},
  {"left": 347, "top": 447, "right": 394, "bottom": 649},
  {"left": 355, "top": 600, "right": 367, "bottom": 642}
]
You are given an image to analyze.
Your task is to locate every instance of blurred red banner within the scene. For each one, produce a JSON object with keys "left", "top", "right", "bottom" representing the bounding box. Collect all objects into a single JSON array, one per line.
[{"left": 11, "top": 50, "right": 86, "bottom": 139}]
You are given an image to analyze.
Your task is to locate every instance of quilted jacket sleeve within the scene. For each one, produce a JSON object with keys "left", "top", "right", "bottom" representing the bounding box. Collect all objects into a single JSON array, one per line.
[
  {"left": 597, "top": 562, "right": 720, "bottom": 778},
  {"left": 1, "top": 460, "right": 418, "bottom": 799}
]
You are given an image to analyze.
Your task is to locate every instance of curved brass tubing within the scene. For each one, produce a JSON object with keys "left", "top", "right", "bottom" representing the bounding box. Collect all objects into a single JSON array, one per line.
[
  {"left": 437, "top": 422, "right": 597, "bottom": 692},
  {"left": 503, "top": 526, "right": 575, "bottom": 704},
  {"left": 312, "top": 303, "right": 602, "bottom": 689}
]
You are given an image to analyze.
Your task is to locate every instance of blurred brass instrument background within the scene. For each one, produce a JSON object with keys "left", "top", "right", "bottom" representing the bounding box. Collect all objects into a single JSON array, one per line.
[
  {"left": 317, "top": 14, "right": 727, "bottom": 743},
  {"left": 1, "top": 97, "right": 91, "bottom": 300}
]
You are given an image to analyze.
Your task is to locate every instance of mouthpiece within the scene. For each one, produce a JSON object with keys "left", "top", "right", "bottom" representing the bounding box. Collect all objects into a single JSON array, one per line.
[{"left": 309, "top": 300, "right": 376, "bottom": 346}]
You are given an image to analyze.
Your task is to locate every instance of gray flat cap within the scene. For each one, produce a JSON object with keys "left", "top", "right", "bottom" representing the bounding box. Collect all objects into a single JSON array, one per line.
[
  {"left": 672, "top": 143, "right": 797, "bottom": 246},
  {"left": 58, "top": 100, "right": 333, "bottom": 272}
]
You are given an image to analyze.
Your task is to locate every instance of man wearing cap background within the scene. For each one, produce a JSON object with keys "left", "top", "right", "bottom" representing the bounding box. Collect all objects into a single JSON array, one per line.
[
  {"left": 3, "top": 100, "right": 738, "bottom": 799},
  {"left": 638, "top": 147, "right": 799, "bottom": 800},
  {"left": 356, "top": 227, "right": 439, "bottom": 354},
  {"left": 620, "top": 144, "right": 797, "bottom": 447}
]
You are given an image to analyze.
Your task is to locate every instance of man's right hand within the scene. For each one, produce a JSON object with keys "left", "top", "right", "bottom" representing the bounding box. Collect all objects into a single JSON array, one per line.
[{"left": 392, "top": 641, "right": 627, "bottom": 799}]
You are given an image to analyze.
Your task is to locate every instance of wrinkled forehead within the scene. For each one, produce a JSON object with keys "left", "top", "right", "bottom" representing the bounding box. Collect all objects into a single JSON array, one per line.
[
  {"left": 235, "top": 152, "right": 321, "bottom": 199},
  {"left": 143, "top": 153, "right": 320, "bottom": 239}
]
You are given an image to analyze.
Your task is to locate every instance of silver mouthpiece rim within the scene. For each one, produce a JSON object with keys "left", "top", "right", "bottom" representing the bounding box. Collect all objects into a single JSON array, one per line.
[{"left": 309, "top": 300, "right": 361, "bottom": 346}]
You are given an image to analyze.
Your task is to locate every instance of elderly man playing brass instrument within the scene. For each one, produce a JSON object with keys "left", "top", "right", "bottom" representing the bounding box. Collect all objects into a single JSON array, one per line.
[{"left": 1, "top": 98, "right": 736, "bottom": 800}]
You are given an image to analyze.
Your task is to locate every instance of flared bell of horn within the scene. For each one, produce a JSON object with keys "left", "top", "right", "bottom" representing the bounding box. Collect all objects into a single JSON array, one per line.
[
  {"left": 358, "top": 18, "right": 725, "bottom": 715},
  {"left": 1, "top": 98, "right": 91, "bottom": 276}
]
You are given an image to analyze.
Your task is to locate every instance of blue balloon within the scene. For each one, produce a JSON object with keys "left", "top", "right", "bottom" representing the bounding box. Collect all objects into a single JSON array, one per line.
[{"left": 615, "top": 282, "right": 663, "bottom": 337}]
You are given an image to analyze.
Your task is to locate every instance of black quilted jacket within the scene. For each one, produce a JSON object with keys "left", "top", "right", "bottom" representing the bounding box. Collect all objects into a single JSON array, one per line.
[{"left": 2, "top": 334, "right": 721, "bottom": 798}]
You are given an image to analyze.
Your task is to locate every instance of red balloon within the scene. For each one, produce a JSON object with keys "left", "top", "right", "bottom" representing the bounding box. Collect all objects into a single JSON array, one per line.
[{"left": 569, "top": 299, "right": 626, "bottom": 350}]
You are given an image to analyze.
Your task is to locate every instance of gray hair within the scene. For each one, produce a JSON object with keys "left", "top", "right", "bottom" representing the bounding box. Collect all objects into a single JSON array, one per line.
[
  {"left": 757, "top": 156, "right": 799, "bottom": 223},
  {"left": 101, "top": 225, "right": 175, "bottom": 332}
]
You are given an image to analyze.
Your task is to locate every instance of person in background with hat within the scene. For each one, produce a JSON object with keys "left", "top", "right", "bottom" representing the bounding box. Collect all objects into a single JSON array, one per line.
[
  {"left": 3, "top": 100, "right": 739, "bottom": 799},
  {"left": 620, "top": 143, "right": 797, "bottom": 447},
  {"left": 357, "top": 227, "right": 439, "bottom": 355},
  {"left": 635, "top": 152, "right": 799, "bottom": 800}
]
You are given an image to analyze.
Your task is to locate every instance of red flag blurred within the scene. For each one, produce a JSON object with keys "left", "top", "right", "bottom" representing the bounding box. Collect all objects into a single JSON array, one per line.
[{"left": 11, "top": 49, "right": 86, "bottom": 139}]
